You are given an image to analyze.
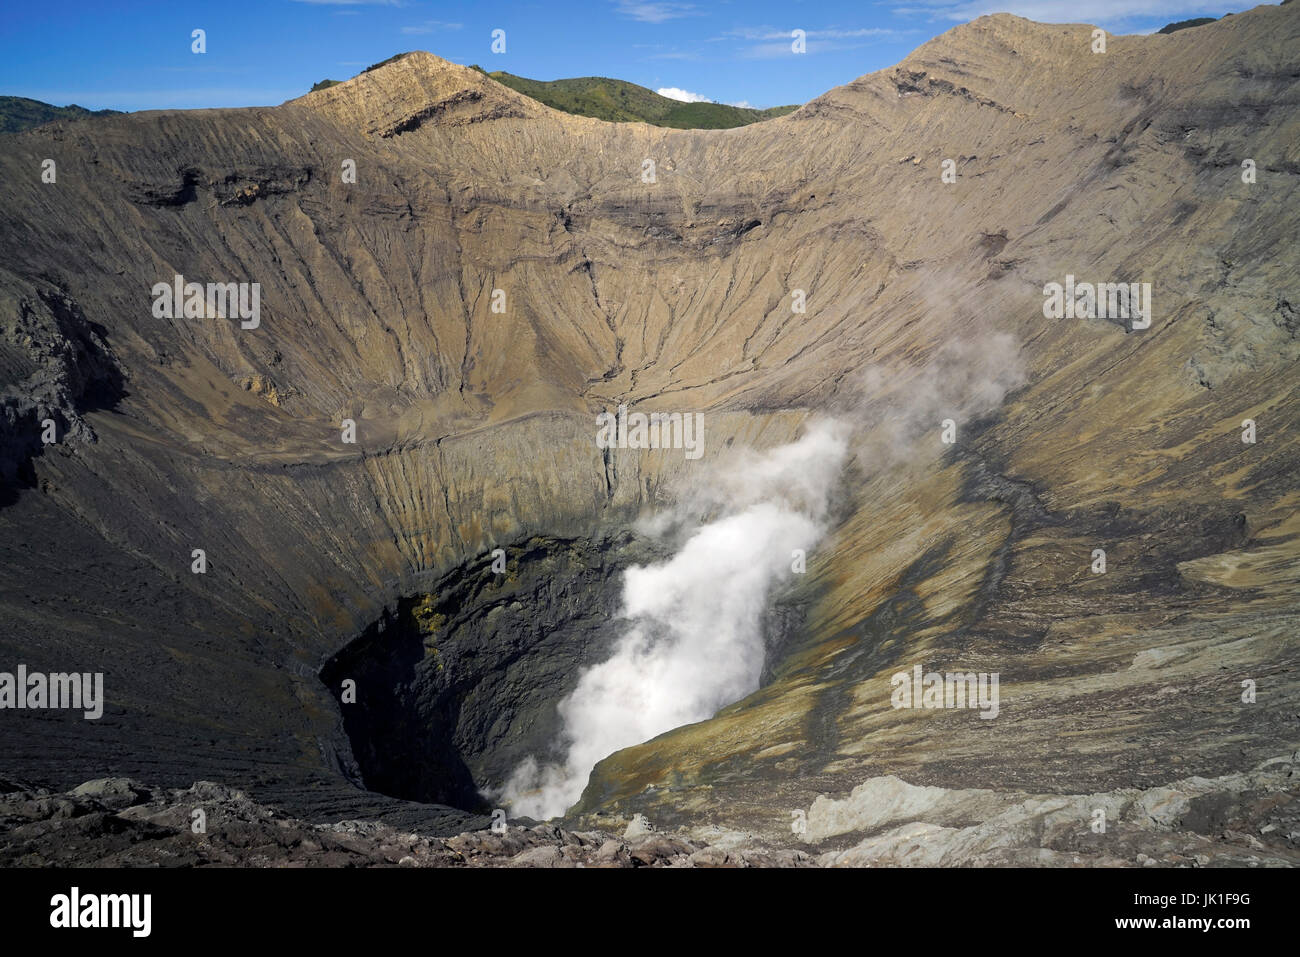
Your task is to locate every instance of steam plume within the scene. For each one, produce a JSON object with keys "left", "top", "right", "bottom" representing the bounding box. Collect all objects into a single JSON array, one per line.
[{"left": 499, "top": 335, "right": 1025, "bottom": 819}]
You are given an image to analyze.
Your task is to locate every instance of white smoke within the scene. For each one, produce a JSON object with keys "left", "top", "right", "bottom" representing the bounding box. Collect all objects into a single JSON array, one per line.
[
  {"left": 849, "top": 333, "right": 1027, "bottom": 471},
  {"left": 498, "top": 334, "right": 1027, "bottom": 820},
  {"left": 499, "top": 420, "right": 850, "bottom": 819}
]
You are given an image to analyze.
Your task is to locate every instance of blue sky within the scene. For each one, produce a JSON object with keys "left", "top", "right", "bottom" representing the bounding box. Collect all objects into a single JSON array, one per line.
[{"left": 0, "top": 1, "right": 1265, "bottom": 112}]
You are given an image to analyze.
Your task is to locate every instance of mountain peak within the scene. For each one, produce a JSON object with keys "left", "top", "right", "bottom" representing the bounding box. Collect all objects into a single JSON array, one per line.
[{"left": 293, "top": 50, "right": 546, "bottom": 136}]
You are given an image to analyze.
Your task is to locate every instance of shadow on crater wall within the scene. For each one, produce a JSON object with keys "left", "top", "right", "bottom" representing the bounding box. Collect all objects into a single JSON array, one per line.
[{"left": 319, "top": 532, "right": 662, "bottom": 810}]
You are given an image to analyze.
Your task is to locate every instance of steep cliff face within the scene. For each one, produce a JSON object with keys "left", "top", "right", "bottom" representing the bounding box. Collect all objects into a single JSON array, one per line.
[{"left": 0, "top": 6, "right": 1297, "bottom": 860}]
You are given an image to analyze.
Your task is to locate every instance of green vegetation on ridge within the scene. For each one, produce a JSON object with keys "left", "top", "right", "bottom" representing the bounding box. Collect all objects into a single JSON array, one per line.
[
  {"left": 308, "top": 58, "right": 798, "bottom": 129},
  {"left": 1157, "top": 17, "right": 1219, "bottom": 34},
  {"left": 470, "top": 67, "right": 798, "bottom": 128},
  {"left": 0, "top": 96, "right": 121, "bottom": 135}
]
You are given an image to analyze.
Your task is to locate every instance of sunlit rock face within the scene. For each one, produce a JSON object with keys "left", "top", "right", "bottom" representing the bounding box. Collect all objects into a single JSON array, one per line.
[{"left": 0, "top": 6, "right": 1298, "bottom": 864}]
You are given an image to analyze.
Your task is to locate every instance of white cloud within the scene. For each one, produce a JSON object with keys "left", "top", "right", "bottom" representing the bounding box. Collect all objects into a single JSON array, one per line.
[
  {"left": 719, "top": 25, "right": 903, "bottom": 58},
  {"left": 615, "top": 1, "right": 697, "bottom": 23},
  {"left": 657, "top": 86, "right": 712, "bottom": 102},
  {"left": 728, "top": 100, "right": 754, "bottom": 109},
  {"left": 724, "top": 26, "right": 900, "bottom": 41},
  {"left": 401, "top": 20, "right": 463, "bottom": 34}
]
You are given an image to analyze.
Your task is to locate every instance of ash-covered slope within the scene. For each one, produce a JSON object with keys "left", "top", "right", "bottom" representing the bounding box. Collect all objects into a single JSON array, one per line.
[{"left": 0, "top": 6, "right": 1297, "bottom": 861}]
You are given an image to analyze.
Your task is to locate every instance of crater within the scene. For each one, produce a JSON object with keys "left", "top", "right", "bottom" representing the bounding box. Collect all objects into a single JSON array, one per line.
[
  {"left": 318, "top": 526, "right": 818, "bottom": 816},
  {"left": 319, "top": 531, "right": 661, "bottom": 812}
]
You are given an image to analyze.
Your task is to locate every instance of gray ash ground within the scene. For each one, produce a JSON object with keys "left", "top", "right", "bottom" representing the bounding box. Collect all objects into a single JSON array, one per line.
[{"left": 3, "top": 751, "right": 1297, "bottom": 868}]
